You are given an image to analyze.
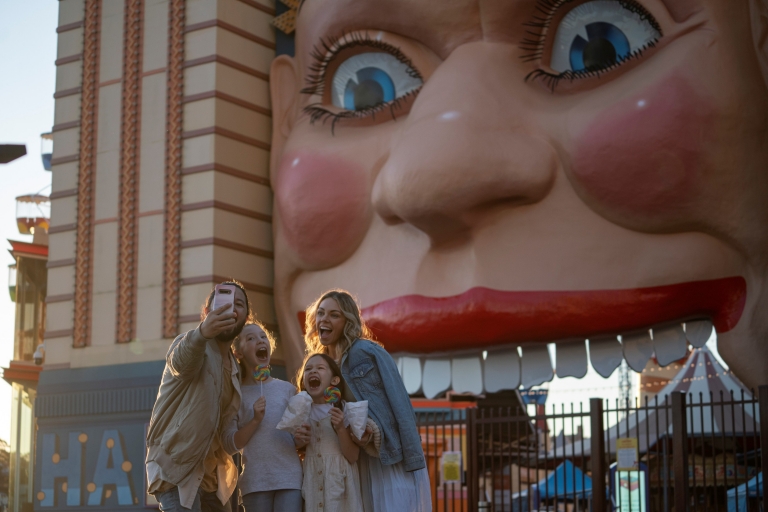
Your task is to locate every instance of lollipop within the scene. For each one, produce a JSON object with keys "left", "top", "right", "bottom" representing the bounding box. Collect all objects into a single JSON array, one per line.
[
  {"left": 253, "top": 365, "right": 271, "bottom": 382},
  {"left": 323, "top": 386, "right": 341, "bottom": 404},
  {"left": 253, "top": 365, "right": 271, "bottom": 396}
]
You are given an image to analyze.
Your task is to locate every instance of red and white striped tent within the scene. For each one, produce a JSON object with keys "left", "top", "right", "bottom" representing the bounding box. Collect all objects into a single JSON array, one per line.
[{"left": 549, "top": 346, "right": 760, "bottom": 457}]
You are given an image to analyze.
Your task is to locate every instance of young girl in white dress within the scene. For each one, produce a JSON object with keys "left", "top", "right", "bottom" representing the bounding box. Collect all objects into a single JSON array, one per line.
[{"left": 294, "top": 353, "right": 363, "bottom": 512}]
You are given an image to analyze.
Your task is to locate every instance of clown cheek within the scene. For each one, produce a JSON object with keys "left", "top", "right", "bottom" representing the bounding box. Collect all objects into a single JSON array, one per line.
[
  {"left": 570, "top": 75, "right": 715, "bottom": 227},
  {"left": 275, "top": 152, "right": 372, "bottom": 269}
]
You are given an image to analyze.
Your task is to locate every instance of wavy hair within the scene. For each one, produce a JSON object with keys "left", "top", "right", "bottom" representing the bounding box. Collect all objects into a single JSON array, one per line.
[{"left": 304, "top": 289, "right": 376, "bottom": 357}]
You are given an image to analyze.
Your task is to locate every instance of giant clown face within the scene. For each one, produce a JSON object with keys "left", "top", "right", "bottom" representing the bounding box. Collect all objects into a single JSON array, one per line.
[{"left": 269, "top": 0, "right": 768, "bottom": 392}]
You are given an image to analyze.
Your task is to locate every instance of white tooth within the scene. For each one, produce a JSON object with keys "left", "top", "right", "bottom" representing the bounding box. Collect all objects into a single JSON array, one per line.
[
  {"left": 555, "top": 340, "right": 588, "bottom": 379},
  {"left": 520, "top": 345, "right": 554, "bottom": 389},
  {"left": 422, "top": 359, "right": 452, "bottom": 399},
  {"left": 652, "top": 324, "right": 687, "bottom": 367},
  {"left": 685, "top": 319, "right": 713, "bottom": 348},
  {"left": 589, "top": 336, "right": 623, "bottom": 378},
  {"left": 400, "top": 357, "right": 422, "bottom": 395},
  {"left": 622, "top": 331, "right": 653, "bottom": 372},
  {"left": 451, "top": 356, "right": 483, "bottom": 395},
  {"left": 483, "top": 349, "right": 521, "bottom": 392}
]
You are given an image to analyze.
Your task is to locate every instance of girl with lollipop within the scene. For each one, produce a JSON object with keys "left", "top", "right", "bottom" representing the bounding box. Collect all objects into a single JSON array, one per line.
[
  {"left": 304, "top": 290, "right": 430, "bottom": 512},
  {"left": 295, "top": 352, "right": 363, "bottom": 512},
  {"left": 223, "top": 322, "right": 304, "bottom": 511}
]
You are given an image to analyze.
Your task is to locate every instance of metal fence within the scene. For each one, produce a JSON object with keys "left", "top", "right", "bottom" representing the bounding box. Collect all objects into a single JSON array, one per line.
[{"left": 417, "top": 386, "right": 767, "bottom": 512}]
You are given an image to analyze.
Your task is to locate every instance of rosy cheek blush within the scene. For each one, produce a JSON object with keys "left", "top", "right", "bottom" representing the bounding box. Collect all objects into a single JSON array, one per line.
[
  {"left": 570, "top": 75, "right": 714, "bottom": 224},
  {"left": 275, "top": 152, "right": 371, "bottom": 268}
]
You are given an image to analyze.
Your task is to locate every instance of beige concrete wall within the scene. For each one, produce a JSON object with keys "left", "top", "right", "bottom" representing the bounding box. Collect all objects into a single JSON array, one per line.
[
  {"left": 134, "top": 0, "right": 169, "bottom": 345},
  {"left": 44, "top": 0, "right": 84, "bottom": 367},
  {"left": 46, "top": 0, "right": 279, "bottom": 369},
  {"left": 179, "top": 0, "right": 277, "bottom": 336}
]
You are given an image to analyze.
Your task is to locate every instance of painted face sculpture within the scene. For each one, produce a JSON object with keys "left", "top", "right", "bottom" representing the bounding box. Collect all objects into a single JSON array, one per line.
[{"left": 269, "top": 0, "right": 768, "bottom": 391}]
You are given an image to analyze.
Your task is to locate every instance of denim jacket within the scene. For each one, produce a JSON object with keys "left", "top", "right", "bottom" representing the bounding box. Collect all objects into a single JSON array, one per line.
[{"left": 341, "top": 339, "right": 425, "bottom": 471}]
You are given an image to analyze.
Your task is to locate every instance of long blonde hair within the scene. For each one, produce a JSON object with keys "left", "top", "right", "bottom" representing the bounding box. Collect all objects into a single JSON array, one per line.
[{"left": 304, "top": 289, "right": 376, "bottom": 356}]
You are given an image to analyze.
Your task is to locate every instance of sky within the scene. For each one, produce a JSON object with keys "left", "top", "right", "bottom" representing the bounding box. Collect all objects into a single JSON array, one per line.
[{"left": 0, "top": 1, "right": 58, "bottom": 443}]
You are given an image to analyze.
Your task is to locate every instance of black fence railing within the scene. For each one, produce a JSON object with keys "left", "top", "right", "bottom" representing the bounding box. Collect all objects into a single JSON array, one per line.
[{"left": 416, "top": 386, "right": 767, "bottom": 512}]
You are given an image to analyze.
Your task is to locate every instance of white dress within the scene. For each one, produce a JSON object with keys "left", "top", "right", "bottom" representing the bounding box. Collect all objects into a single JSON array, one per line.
[
  {"left": 359, "top": 450, "right": 433, "bottom": 512},
  {"left": 302, "top": 405, "right": 364, "bottom": 512}
]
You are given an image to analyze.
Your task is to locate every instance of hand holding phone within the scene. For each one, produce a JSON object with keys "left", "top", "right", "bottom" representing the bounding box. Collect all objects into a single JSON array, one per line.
[
  {"left": 211, "top": 284, "right": 237, "bottom": 312},
  {"left": 201, "top": 284, "right": 238, "bottom": 339}
]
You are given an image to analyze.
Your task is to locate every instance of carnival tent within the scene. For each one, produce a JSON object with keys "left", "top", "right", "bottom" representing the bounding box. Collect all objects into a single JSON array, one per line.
[
  {"left": 727, "top": 473, "right": 762, "bottom": 512},
  {"left": 531, "top": 460, "right": 593, "bottom": 500},
  {"left": 547, "top": 346, "right": 760, "bottom": 457}
]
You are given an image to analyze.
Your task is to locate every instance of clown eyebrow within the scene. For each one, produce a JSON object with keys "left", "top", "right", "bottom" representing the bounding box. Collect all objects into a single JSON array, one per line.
[{"left": 659, "top": 0, "right": 703, "bottom": 23}]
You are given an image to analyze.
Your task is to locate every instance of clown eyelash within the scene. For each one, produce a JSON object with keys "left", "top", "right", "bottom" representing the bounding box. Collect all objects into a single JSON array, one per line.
[
  {"left": 301, "top": 31, "right": 423, "bottom": 133},
  {"left": 519, "top": 0, "right": 662, "bottom": 91}
]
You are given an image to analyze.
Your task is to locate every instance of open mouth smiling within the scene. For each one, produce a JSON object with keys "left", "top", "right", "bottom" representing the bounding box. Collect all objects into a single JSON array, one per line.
[
  {"left": 296, "top": 276, "right": 747, "bottom": 398},
  {"left": 256, "top": 347, "right": 269, "bottom": 361},
  {"left": 308, "top": 376, "right": 322, "bottom": 391}
]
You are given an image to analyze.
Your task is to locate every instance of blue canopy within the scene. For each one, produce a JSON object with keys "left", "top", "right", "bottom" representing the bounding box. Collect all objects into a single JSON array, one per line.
[
  {"left": 533, "top": 460, "right": 593, "bottom": 500},
  {"left": 727, "top": 473, "right": 762, "bottom": 512}
]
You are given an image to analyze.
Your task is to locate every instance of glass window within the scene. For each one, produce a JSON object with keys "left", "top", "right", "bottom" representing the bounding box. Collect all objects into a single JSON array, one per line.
[
  {"left": 13, "top": 257, "right": 46, "bottom": 363},
  {"left": 9, "top": 384, "right": 36, "bottom": 512}
]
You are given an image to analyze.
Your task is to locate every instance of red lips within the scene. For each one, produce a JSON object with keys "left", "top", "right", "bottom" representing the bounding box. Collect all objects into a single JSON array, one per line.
[{"left": 357, "top": 277, "right": 746, "bottom": 353}]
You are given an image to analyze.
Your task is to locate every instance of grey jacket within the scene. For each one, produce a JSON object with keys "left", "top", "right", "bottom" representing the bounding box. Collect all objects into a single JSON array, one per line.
[
  {"left": 145, "top": 327, "right": 241, "bottom": 484},
  {"left": 341, "top": 339, "right": 426, "bottom": 471}
]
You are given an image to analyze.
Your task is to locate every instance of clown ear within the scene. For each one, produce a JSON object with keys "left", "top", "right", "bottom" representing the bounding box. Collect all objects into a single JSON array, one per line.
[
  {"left": 269, "top": 55, "right": 301, "bottom": 183},
  {"left": 750, "top": 0, "right": 768, "bottom": 87}
]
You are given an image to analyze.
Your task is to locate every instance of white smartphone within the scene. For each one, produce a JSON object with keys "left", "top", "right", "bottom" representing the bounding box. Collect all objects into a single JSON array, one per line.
[{"left": 211, "top": 284, "right": 237, "bottom": 312}]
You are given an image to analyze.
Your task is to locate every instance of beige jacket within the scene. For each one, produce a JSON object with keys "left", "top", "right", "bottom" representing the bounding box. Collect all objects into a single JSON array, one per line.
[{"left": 145, "top": 327, "right": 241, "bottom": 508}]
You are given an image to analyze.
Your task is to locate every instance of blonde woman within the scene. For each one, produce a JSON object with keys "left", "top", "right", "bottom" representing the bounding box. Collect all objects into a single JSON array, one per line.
[{"left": 304, "top": 290, "right": 431, "bottom": 512}]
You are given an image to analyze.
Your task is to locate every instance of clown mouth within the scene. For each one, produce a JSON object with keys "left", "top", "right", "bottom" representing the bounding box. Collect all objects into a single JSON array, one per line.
[
  {"left": 308, "top": 376, "right": 322, "bottom": 391},
  {"left": 355, "top": 277, "right": 747, "bottom": 398}
]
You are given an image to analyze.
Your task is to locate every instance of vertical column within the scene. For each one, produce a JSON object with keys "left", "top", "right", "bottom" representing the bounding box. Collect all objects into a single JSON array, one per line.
[
  {"left": 88, "top": 1, "right": 125, "bottom": 347},
  {"left": 135, "top": 0, "right": 170, "bottom": 344},
  {"left": 116, "top": 0, "right": 144, "bottom": 343},
  {"left": 590, "top": 397, "right": 606, "bottom": 512},
  {"left": 672, "top": 391, "right": 689, "bottom": 512},
  {"left": 45, "top": 0, "right": 88, "bottom": 363},
  {"left": 162, "top": 0, "right": 185, "bottom": 338},
  {"left": 73, "top": 0, "right": 101, "bottom": 348},
  {"left": 758, "top": 385, "right": 767, "bottom": 507},
  {"left": 175, "top": 0, "right": 277, "bottom": 336}
]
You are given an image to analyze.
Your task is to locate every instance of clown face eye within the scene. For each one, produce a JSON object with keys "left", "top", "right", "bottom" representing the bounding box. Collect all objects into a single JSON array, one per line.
[
  {"left": 331, "top": 53, "right": 423, "bottom": 111},
  {"left": 302, "top": 32, "right": 427, "bottom": 130},
  {"left": 550, "top": 1, "right": 661, "bottom": 73}
]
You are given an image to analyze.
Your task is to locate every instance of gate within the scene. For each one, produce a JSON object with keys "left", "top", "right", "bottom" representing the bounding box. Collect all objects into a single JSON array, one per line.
[{"left": 416, "top": 386, "right": 767, "bottom": 512}]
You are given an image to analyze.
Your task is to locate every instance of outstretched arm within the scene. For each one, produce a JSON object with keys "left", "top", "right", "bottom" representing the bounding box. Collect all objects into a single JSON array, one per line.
[{"left": 167, "top": 303, "right": 236, "bottom": 380}]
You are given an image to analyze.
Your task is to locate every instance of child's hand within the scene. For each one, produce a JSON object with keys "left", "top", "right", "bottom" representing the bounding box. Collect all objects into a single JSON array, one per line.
[
  {"left": 329, "top": 407, "right": 345, "bottom": 432},
  {"left": 294, "top": 423, "right": 311, "bottom": 448},
  {"left": 351, "top": 425, "right": 372, "bottom": 446},
  {"left": 252, "top": 396, "right": 266, "bottom": 424}
]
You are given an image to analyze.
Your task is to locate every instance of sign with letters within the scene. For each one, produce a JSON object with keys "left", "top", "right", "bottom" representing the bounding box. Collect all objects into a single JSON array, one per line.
[{"left": 36, "top": 423, "right": 146, "bottom": 508}]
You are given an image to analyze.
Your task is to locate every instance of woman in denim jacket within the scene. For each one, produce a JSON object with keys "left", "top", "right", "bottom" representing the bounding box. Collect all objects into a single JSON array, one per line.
[{"left": 304, "top": 289, "right": 431, "bottom": 512}]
